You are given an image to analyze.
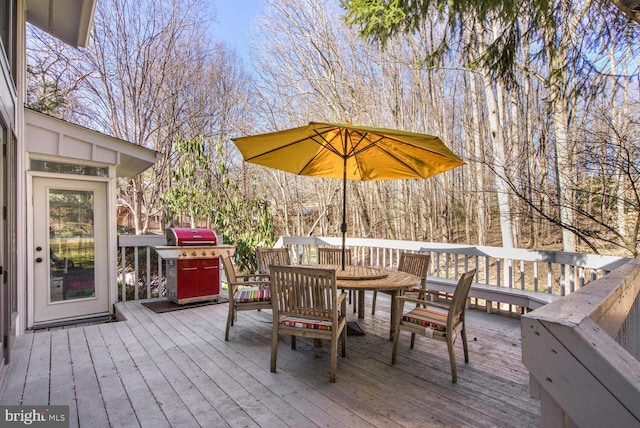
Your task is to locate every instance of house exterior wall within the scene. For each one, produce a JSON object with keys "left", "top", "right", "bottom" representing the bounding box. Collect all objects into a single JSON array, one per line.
[{"left": 0, "top": 0, "right": 21, "bottom": 369}]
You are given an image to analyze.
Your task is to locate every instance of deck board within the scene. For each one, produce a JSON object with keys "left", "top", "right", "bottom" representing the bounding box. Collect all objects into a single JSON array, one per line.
[
  {"left": 50, "top": 330, "right": 78, "bottom": 428},
  {"left": 67, "top": 326, "right": 110, "bottom": 428},
  {"left": 0, "top": 292, "right": 540, "bottom": 427},
  {"left": 0, "top": 332, "right": 32, "bottom": 405},
  {"left": 23, "top": 332, "right": 50, "bottom": 405}
]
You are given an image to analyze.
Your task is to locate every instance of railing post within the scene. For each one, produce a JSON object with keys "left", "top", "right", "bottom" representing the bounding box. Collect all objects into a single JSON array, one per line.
[
  {"left": 134, "top": 246, "right": 139, "bottom": 299},
  {"left": 158, "top": 250, "right": 163, "bottom": 297},
  {"left": 146, "top": 246, "right": 151, "bottom": 299},
  {"left": 484, "top": 256, "right": 489, "bottom": 285},
  {"left": 121, "top": 246, "right": 126, "bottom": 302}
]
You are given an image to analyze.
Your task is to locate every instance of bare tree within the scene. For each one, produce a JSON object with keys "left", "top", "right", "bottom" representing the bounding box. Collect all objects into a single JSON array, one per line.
[{"left": 27, "top": 0, "right": 256, "bottom": 234}]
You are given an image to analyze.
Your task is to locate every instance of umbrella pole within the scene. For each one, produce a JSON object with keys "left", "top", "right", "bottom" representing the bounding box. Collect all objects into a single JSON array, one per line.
[{"left": 341, "top": 157, "right": 347, "bottom": 271}]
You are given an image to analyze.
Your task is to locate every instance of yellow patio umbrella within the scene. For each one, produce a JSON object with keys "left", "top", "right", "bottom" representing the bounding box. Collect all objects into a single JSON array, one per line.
[{"left": 232, "top": 121, "right": 465, "bottom": 269}]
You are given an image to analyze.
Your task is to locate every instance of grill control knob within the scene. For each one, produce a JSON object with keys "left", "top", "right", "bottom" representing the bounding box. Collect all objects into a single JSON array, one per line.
[
  {"left": 181, "top": 251, "right": 187, "bottom": 257},
  {"left": 201, "top": 250, "right": 206, "bottom": 256},
  {"left": 210, "top": 250, "right": 216, "bottom": 256},
  {"left": 191, "top": 250, "right": 197, "bottom": 256}
]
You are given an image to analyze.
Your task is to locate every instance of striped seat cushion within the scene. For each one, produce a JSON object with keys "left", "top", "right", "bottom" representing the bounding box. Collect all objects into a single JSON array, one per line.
[
  {"left": 280, "top": 316, "right": 333, "bottom": 331},
  {"left": 403, "top": 306, "right": 456, "bottom": 331},
  {"left": 236, "top": 287, "right": 270, "bottom": 303}
]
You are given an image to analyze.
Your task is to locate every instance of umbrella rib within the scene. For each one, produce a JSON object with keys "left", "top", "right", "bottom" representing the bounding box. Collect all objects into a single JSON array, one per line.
[
  {"left": 243, "top": 135, "right": 328, "bottom": 162},
  {"left": 311, "top": 129, "right": 349, "bottom": 158}
]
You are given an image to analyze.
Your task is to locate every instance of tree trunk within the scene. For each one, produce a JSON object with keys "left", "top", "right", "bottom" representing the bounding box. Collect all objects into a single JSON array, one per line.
[
  {"left": 480, "top": 68, "right": 514, "bottom": 249},
  {"left": 469, "top": 73, "right": 487, "bottom": 245}
]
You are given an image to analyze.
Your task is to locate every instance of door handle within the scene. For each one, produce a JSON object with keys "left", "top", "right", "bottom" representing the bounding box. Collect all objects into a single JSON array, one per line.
[{"left": 35, "top": 257, "right": 43, "bottom": 263}]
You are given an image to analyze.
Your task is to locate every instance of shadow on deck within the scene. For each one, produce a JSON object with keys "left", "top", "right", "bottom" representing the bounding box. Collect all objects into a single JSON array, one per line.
[{"left": 0, "top": 292, "right": 539, "bottom": 427}]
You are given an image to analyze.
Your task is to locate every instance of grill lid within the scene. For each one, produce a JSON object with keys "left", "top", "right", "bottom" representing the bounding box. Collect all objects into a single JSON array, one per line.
[{"left": 165, "top": 228, "right": 217, "bottom": 246}]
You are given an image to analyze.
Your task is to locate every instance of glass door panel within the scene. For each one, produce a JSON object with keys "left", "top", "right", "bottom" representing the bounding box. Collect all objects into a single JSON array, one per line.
[{"left": 49, "top": 189, "right": 95, "bottom": 302}]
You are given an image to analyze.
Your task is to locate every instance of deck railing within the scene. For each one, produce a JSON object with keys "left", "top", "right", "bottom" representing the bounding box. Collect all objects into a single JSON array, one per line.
[
  {"left": 116, "top": 234, "right": 629, "bottom": 306},
  {"left": 521, "top": 258, "right": 640, "bottom": 426}
]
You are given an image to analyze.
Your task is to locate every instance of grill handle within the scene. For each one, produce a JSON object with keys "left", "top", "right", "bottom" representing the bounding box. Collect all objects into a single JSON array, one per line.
[{"left": 178, "top": 240, "right": 216, "bottom": 246}]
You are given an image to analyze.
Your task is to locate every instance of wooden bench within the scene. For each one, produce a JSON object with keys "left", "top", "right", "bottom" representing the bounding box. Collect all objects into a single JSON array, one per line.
[{"left": 426, "top": 276, "right": 560, "bottom": 312}]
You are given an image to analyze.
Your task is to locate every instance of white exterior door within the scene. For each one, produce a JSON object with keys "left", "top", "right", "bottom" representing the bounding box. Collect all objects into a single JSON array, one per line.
[{"left": 32, "top": 177, "right": 109, "bottom": 324}]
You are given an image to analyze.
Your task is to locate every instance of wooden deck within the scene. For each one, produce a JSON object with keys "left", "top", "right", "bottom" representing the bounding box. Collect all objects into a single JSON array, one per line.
[{"left": 0, "top": 292, "right": 539, "bottom": 427}]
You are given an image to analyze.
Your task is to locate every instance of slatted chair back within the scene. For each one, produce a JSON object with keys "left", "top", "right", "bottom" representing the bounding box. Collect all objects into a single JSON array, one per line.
[
  {"left": 317, "top": 247, "right": 352, "bottom": 266},
  {"left": 271, "top": 266, "right": 337, "bottom": 320},
  {"left": 257, "top": 248, "right": 291, "bottom": 273},
  {"left": 399, "top": 252, "right": 431, "bottom": 297},
  {"left": 372, "top": 251, "right": 430, "bottom": 315},
  {"left": 221, "top": 253, "right": 239, "bottom": 284},
  {"left": 269, "top": 265, "right": 347, "bottom": 382},
  {"left": 448, "top": 269, "right": 476, "bottom": 329}
]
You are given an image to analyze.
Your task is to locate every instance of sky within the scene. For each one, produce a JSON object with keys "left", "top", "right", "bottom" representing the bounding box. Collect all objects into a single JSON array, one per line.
[{"left": 210, "top": 0, "right": 264, "bottom": 61}]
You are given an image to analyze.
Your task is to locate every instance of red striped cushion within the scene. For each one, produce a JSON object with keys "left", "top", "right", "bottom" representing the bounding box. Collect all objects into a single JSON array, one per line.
[
  {"left": 280, "top": 316, "right": 332, "bottom": 331},
  {"left": 403, "top": 306, "right": 455, "bottom": 331},
  {"left": 236, "top": 287, "right": 270, "bottom": 303}
]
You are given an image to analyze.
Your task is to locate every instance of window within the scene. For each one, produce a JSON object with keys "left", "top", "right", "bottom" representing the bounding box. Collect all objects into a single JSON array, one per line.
[
  {"left": 30, "top": 159, "right": 109, "bottom": 177},
  {"left": 0, "top": 0, "right": 16, "bottom": 84}
]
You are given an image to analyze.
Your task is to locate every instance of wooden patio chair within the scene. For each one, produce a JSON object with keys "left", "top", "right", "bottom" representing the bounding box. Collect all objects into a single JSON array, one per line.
[
  {"left": 220, "top": 254, "right": 271, "bottom": 341},
  {"left": 257, "top": 247, "right": 291, "bottom": 273},
  {"left": 371, "top": 252, "right": 430, "bottom": 315},
  {"left": 270, "top": 265, "right": 347, "bottom": 383},
  {"left": 391, "top": 269, "right": 477, "bottom": 383},
  {"left": 317, "top": 247, "right": 355, "bottom": 310}
]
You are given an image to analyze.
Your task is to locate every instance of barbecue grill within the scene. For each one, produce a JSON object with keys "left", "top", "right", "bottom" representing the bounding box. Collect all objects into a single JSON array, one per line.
[{"left": 157, "top": 228, "right": 234, "bottom": 305}]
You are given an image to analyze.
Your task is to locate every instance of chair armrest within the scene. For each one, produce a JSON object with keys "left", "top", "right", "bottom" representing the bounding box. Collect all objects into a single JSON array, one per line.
[
  {"left": 336, "top": 292, "right": 347, "bottom": 305},
  {"left": 423, "top": 289, "right": 453, "bottom": 300},
  {"left": 237, "top": 273, "right": 270, "bottom": 281},
  {"left": 232, "top": 280, "right": 270, "bottom": 287},
  {"left": 337, "top": 291, "right": 347, "bottom": 315},
  {"left": 396, "top": 295, "right": 425, "bottom": 305},
  {"left": 396, "top": 295, "right": 450, "bottom": 311}
]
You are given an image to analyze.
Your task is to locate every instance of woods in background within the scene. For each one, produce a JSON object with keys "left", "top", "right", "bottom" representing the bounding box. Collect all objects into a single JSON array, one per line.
[{"left": 26, "top": 0, "right": 640, "bottom": 257}]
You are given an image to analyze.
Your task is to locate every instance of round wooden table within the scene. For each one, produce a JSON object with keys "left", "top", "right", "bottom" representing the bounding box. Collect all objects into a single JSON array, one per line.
[{"left": 315, "top": 264, "right": 421, "bottom": 339}]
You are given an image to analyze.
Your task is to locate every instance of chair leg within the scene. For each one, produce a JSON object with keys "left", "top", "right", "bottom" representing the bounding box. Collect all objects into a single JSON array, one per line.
[
  {"left": 391, "top": 326, "right": 401, "bottom": 365},
  {"left": 340, "top": 325, "right": 347, "bottom": 357},
  {"left": 447, "top": 336, "right": 457, "bottom": 383},
  {"left": 410, "top": 333, "right": 416, "bottom": 349},
  {"left": 372, "top": 290, "right": 377, "bottom": 315},
  {"left": 330, "top": 334, "right": 338, "bottom": 383},
  {"left": 291, "top": 335, "right": 297, "bottom": 350},
  {"left": 225, "top": 303, "right": 234, "bottom": 341},
  {"left": 462, "top": 325, "right": 469, "bottom": 363},
  {"left": 391, "top": 300, "right": 402, "bottom": 365},
  {"left": 270, "top": 330, "right": 279, "bottom": 373}
]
